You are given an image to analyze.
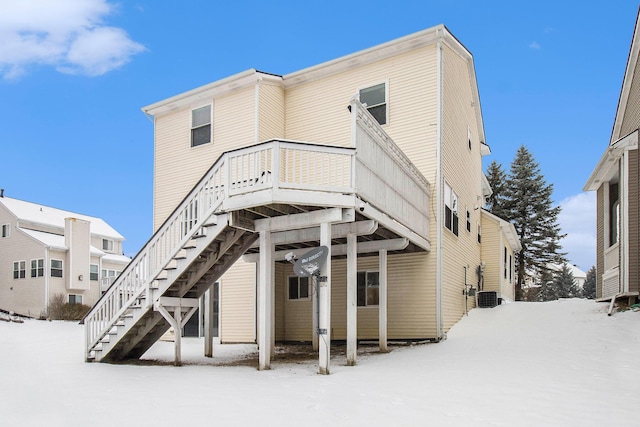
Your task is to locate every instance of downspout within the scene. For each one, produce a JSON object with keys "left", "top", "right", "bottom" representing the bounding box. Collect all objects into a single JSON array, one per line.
[
  {"left": 435, "top": 27, "right": 444, "bottom": 340},
  {"left": 45, "top": 247, "right": 50, "bottom": 316}
]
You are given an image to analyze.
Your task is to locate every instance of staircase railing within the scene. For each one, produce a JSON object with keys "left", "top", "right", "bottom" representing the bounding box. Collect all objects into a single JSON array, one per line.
[{"left": 84, "top": 140, "right": 356, "bottom": 356}]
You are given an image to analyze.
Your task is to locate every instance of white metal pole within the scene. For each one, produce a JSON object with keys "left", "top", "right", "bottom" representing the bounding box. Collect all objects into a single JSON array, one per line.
[
  {"left": 258, "top": 230, "right": 272, "bottom": 370},
  {"left": 318, "top": 222, "right": 332, "bottom": 375},
  {"left": 346, "top": 233, "right": 357, "bottom": 365},
  {"left": 379, "top": 249, "right": 388, "bottom": 352}
]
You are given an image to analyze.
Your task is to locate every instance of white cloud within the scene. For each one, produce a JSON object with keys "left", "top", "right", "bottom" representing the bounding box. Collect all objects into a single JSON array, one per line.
[
  {"left": 529, "top": 41, "right": 542, "bottom": 50},
  {"left": 0, "top": 0, "right": 145, "bottom": 79},
  {"left": 557, "top": 192, "right": 596, "bottom": 271}
]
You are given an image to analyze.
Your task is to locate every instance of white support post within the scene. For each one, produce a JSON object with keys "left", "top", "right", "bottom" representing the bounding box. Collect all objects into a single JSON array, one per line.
[
  {"left": 174, "top": 306, "right": 182, "bottom": 366},
  {"left": 346, "top": 233, "right": 357, "bottom": 366},
  {"left": 318, "top": 222, "right": 332, "bottom": 375},
  {"left": 271, "top": 253, "right": 276, "bottom": 359},
  {"left": 204, "top": 284, "right": 214, "bottom": 358},
  {"left": 258, "top": 230, "right": 273, "bottom": 370},
  {"left": 379, "top": 249, "right": 388, "bottom": 353},
  {"left": 312, "top": 277, "right": 319, "bottom": 351}
]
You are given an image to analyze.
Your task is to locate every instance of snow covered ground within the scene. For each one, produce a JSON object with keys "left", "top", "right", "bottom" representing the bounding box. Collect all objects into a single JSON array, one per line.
[{"left": 1, "top": 298, "right": 637, "bottom": 426}]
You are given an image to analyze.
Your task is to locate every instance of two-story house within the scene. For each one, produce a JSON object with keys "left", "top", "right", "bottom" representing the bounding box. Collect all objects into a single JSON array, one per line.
[
  {"left": 0, "top": 193, "right": 130, "bottom": 317},
  {"left": 84, "top": 24, "right": 520, "bottom": 373},
  {"left": 584, "top": 10, "right": 640, "bottom": 308}
]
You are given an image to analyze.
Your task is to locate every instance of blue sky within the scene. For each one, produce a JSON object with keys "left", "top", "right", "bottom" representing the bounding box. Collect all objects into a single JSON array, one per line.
[{"left": 1, "top": 1, "right": 637, "bottom": 271}]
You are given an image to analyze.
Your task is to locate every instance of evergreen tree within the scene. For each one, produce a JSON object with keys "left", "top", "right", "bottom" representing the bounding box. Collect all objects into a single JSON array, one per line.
[
  {"left": 583, "top": 266, "right": 596, "bottom": 299},
  {"left": 553, "top": 264, "right": 580, "bottom": 298},
  {"left": 537, "top": 268, "right": 557, "bottom": 302},
  {"left": 503, "top": 146, "right": 567, "bottom": 300},
  {"left": 485, "top": 160, "right": 509, "bottom": 219}
]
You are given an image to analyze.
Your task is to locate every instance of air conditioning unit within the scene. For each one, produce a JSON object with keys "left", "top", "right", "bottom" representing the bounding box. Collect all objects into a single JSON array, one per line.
[{"left": 477, "top": 291, "right": 498, "bottom": 308}]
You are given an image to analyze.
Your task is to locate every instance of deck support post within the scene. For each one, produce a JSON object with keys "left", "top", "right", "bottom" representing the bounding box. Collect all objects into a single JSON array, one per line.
[
  {"left": 379, "top": 249, "right": 388, "bottom": 353},
  {"left": 155, "top": 297, "right": 199, "bottom": 367},
  {"left": 346, "top": 232, "right": 357, "bottom": 366},
  {"left": 318, "top": 222, "right": 332, "bottom": 375},
  {"left": 258, "top": 230, "right": 273, "bottom": 370},
  {"left": 204, "top": 284, "right": 215, "bottom": 358}
]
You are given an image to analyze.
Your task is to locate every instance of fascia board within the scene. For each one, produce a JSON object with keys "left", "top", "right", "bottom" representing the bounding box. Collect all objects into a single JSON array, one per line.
[
  {"left": 612, "top": 7, "right": 640, "bottom": 142},
  {"left": 142, "top": 70, "right": 283, "bottom": 117},
  {"left": 584, "top": 129, "right": 638, "bottom": 191}
]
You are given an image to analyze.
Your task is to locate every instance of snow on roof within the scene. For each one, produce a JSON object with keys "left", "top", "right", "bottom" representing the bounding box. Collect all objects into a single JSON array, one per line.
[
  {"left": 102, "top": 253, "right": 131, "bottom": 265},
  {"left": 20, "top": 229, "right": 67, "bottom": 251},
  {"left": 0, "top": 196, "right": 124, "bottom": 240},
  {"left": 19, "top": 228, "right": 117, "bottom": 258},
  {"left": 548, "top": 263, "right": 587, "bottom": 279}
]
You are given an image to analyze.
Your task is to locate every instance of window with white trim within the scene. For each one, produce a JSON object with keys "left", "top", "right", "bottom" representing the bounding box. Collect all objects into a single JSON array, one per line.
[
  {"left": 51, "top": 259, "right": 63, "bottom": 278},
  {"left": 191, "top": 105, "right": 212, "bottom": 147},
  {"left": 68, "top": 294, "right": 83, "bottom": 305},
  {"left": 468, "top": 126, "right": 472, "bottom": 150},
  {"left": 31, "top": 259, "right": 44, "bottom": 278},
  {"left": 359, "top": 83, "right": 387, "bottom": 125},
  {"left": 1, "top": 224, "right": 9, "bottom": 238},
  {"left": 90, "top": 264, "right": 99, "bottom": 281},
  {"left": 477, "top": 223, "right": 482, "bottom": 243},
  {"left": 13, "top": 261, "right": 26, "bottom": 279},
  {"left": 466, "top": 209, "right": 471, "bottom": 232},
  {"left": 288, "top": 276, "right": 310, "bottom": 300},
  {"left": 357, "top": 271, "right": 379, "bottom": 306},
  {"left": 444, "top": 182, "right": 459, "bottom": 236},
  {"left": 503, "top": 247, "right": 508, "bottom": 279},
  {"left": 102, "top": 239, "right": 114, "bottom": 252}
]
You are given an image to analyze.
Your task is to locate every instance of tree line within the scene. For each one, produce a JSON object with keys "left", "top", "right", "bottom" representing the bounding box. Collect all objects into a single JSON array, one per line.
[{"left": 486, "top": 145, "right": 595, "bottom": 301}]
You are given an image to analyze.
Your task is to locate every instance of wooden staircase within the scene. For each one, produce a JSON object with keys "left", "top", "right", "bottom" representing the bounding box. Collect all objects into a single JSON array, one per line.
[{"left": 87, "top": 217, "right": 257, "bottom": 362}]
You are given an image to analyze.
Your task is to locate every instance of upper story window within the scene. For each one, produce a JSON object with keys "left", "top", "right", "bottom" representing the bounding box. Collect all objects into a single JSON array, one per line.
[
  {"left": 468, "top": 126, "right": 472, "bottom": 150},
  {"left": 1, "top": 224, "right": 9, "bottom": 238},
  {"left": 357, "top": 271, "right": 379, "bottom": 306},
  {"left": 13, "top": 261, "right": 26, "bottom": 279},
  {"left": 31, "top": 259, "right": 44, "bottom": 278},
  {"left": 444, "top": 182, "right": 459, "bottom": 236},
  {"left": 90, "top": 264, "right": 99, "bottom": 281},
  {"left": 359, "top": 83, "right": 387, "bottom": 125},
  {"left": 191, "top": 105, "right": 212, "bottom": 147},
  {"left": 466, "top": 209, "right": 471, "bottom": 232},
  {"left": 51, "top": 259, "right": 63, "bottom": 278},
  {"left": 102, "top": 239, "right": 114, "bottom": 252},
  {"left": 288, "top": 276, "right": 310, "bottom": 300},
  {"left": 477, "top": 223, "right": 482, "bottom": 243}
]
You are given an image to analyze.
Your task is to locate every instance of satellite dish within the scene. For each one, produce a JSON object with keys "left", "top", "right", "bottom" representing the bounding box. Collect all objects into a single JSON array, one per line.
[{"left": 293, "top": 246, "right": 329, "bottom": 277}]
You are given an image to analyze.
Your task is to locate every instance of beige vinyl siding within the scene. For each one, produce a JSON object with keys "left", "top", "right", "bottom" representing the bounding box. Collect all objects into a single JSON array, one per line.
[
  {"left": 620, "top": 58, "right": 640, "bottom": 137},
  {"left": 219, "top": 260, "right": 256, "bottom": 343},
  {"left": 480, "top": 214, "right": 502, "bottom": 295},
  {"left": 285, "top": 45, "right": 439, "bottom": 176},
  {"left": 596, "top": 186, "right": 604, "bottom": 298},
  {"left": 280, "top": 253, "right": 436, "bottom": 342},
  {"left": 0, "top": 228, "right": 48, "bottom": 317},
  {"left": 274, "top": 263, "right": 285, "bottom": 341},
  {"left": 153, "top": 86, "right": 256, "bottom": 229},
  {"left": 629, "top": 149, "right": 639, "bottom": 292},
  {"left": 258, "top": 83, "right": 285, "bottom": 142},
  {"left": 440, "top": 44, "right": 483, "bottom": 330}
]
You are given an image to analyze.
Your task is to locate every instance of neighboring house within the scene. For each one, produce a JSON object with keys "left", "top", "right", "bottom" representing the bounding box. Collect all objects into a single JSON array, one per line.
[
  {"left": 480, "top": 210, "right": 522, "bottom": 302},
  {"left": 84, "top": 24, "right": 519, "bottom": 371},
  {"left": 0, "top": 193, "right": 130, "bottom": 317},
  {"left": 584, "top": 10, "right": 640, "bottom": 303},
  {"left": 547, "top": 263, "right": 587, "bottom": 290}
]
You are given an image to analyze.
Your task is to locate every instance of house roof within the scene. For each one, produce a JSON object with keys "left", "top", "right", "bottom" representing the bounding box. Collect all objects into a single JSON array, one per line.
[
  {"left": 18, "top": 228, "right": 129, "bottom": 264},
  {"left": 0, "top": 196, "right": 124, "bottom": 240},
  {"left": 141, "top": 25, "right": 487, "bottom": 147},
  {"left": 547, "top": 263, "right": 587, "bottom": 280},
  {"left": 481, "top": 209, "right": 522, "bottom": 252}
]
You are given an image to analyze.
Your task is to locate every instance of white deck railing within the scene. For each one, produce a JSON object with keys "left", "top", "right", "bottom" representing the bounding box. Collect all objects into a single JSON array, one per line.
[{"left": 84, "top": 141, "right": 356, "bottom": 355}]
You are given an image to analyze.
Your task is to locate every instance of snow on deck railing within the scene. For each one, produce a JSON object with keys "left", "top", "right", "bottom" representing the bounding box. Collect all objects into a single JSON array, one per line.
[{"left": 84, "top": 140, "right": 355, "bottom": 357}]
